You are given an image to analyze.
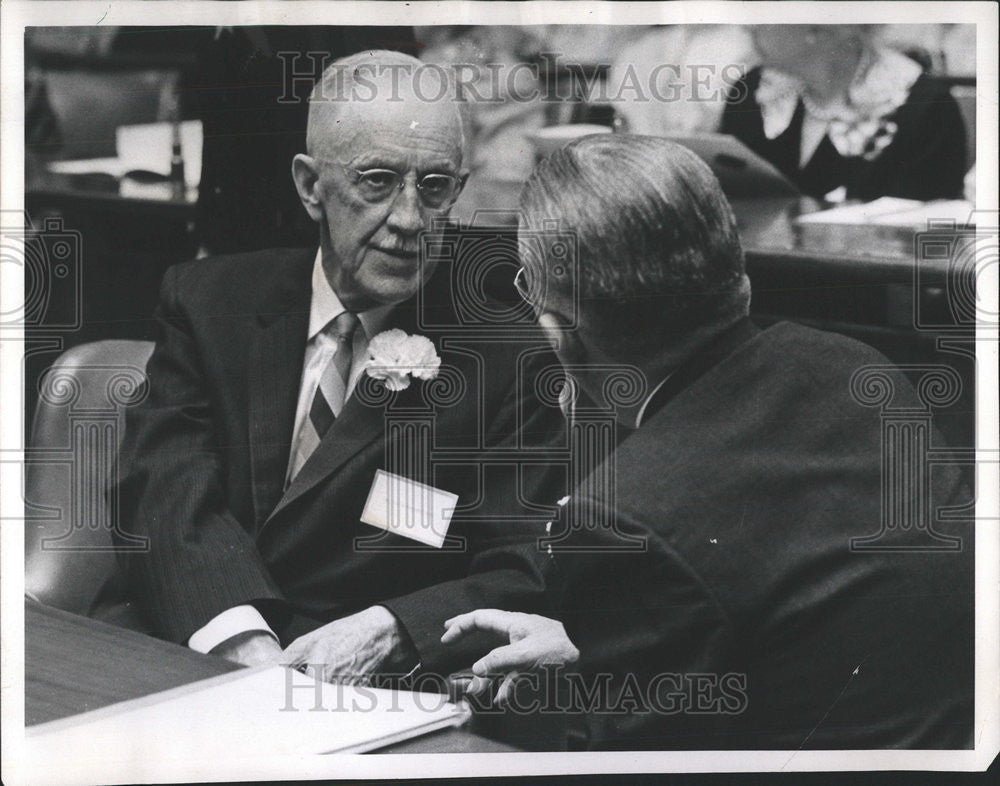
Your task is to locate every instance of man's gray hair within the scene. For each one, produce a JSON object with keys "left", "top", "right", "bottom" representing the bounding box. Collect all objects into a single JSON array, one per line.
[{"left": 520, "top": 134, "right": 748, "bottom": 350}]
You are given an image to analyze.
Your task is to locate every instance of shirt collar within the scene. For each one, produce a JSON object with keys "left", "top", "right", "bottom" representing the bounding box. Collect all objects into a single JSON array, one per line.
[
  {"left": 308, "top": 248, "right": 394, "bottom": 342},
  {"left": 634, "top": 376, "right": 671, "bottom": 429},
  {"left": 557, "top": 373, "right": 671, "bottom": 429}
]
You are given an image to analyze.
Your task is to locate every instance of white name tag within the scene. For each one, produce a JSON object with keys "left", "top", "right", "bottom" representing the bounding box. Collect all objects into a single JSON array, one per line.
[{"left": 360, "top": 470, "right": 458, "bottom": 548}]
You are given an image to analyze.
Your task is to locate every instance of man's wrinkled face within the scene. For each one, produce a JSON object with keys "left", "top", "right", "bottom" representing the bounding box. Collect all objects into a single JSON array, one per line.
[{"left": 310, "top": 93, "right": 465, "bottom": 311}]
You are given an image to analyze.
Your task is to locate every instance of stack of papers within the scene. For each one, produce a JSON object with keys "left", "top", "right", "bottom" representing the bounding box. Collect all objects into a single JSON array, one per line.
[
  {"left": 26, "top": 665, "right": 468, "bottom": 766},
  {"left": 795, "top": 197, "right": 974, "bottom": 227}
]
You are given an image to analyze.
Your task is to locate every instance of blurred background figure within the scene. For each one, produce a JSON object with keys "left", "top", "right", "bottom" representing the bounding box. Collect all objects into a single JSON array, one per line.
[
  {"left": 874, "top": 22, "right": 977, "bottom": 76},
  {"left": 417, "top": 26, "right": 547, "bottom": 224},
  {"left": 721, "top": 25, "right": 967, "bottom": 201},
  {"left": 416, "top": 25, "right": 645, "bottom": 223},
  {"left": 608, "top": 25, "right": 755, "bottom": 135}
]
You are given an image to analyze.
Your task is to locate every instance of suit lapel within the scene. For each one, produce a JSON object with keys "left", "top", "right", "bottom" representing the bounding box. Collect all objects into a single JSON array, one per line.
[
  {"left": 248, "top": 253, "right": 312, "bottom": 529},
  {"left": 262, "top": 288, "right": 428, "bottom": 526}
]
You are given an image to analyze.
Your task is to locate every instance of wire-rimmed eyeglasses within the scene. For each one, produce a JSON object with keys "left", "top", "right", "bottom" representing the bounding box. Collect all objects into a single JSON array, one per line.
[
  {"left": 514, "top": 266, "right": 539, "bottom": 308},
  {"left": 335, "top": 163, "right": 461, "bottom": 209}
]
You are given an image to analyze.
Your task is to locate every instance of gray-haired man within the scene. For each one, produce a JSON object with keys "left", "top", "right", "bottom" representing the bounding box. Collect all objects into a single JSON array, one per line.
[{"left": 444, "top": 134, "right": 973, "bottom": 750}]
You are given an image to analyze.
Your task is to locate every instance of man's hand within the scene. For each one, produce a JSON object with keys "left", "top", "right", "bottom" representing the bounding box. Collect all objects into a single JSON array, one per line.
[
  {"left": 210, "top": 630, "right": 284, "bottom": 667},
  {"left": 441, "top": 609, "right": 580, "bottom": 704},
  {"left": 282, "top": 606, "right": 417, "bottom": 684}
]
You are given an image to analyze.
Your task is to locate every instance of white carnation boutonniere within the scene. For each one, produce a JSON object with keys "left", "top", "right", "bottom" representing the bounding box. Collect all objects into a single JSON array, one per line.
[{"left": 365, "top": 329, "right": 441, "bottom": 392}]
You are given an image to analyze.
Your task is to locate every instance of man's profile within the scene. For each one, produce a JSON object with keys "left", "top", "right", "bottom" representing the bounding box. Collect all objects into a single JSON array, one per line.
[{"left": 444, "top": 134, "right": 974, "bottom": 750}]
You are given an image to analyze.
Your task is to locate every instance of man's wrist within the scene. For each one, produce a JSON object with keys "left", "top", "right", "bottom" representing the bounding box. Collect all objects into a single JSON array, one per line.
[
  {"left": 210, "top": 629, "right": 283, "bottom": 667},
  {"left": 372, "top": 605, "right": 420, "bottom": 672},
  {"left": 188, "top": 604, "right": 277, "bottom": 654}
]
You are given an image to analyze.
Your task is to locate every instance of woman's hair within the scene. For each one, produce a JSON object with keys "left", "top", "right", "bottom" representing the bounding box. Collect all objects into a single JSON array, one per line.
[{"left": 750, "top": 25, "right": 874, "bottom": 79}]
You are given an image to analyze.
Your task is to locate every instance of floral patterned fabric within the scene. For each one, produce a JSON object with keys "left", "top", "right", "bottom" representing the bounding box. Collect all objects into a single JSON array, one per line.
[{"left": 755, "top": 47, "right": 922, "bottom": 162}]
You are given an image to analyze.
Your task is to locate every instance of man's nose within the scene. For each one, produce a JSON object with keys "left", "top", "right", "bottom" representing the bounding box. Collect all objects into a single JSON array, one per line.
[{"left": 385, "top": 178, "right": 424, "bottom": 235}]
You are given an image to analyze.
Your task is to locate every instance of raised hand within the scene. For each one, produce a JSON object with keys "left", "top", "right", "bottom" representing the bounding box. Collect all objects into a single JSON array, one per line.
[{"left": 441, "top": 609, "right": 579, "bottom": 704}]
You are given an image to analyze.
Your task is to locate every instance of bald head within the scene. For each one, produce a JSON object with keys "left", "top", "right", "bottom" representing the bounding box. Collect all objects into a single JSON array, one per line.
[
  {"left": 291, "top": 50, "right": 470, "bottom": 312},
  {"left": 306, "top": 50, "right": 467, "bottom": 162}
]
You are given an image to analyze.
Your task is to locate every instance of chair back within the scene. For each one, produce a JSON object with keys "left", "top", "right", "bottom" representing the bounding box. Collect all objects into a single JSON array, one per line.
[
  {"left": 950, "top": 84, "right": 976, "bottom": 171},
  {"left": 25, "top": 340, "right": 154, "bottom": 630},
  {"left": 43, "top": 69, "right": 179, "bottom": 158}
]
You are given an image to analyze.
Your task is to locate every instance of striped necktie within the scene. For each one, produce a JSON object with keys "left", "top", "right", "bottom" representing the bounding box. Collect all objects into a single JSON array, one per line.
[{"left": 289, "top": 311, "right": 360, "bottom": 480}]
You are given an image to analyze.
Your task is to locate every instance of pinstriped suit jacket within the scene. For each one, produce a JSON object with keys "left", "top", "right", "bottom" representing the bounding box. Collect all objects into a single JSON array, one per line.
[{"left": 114, "top": 247, "right": 565, "bottom": 674}]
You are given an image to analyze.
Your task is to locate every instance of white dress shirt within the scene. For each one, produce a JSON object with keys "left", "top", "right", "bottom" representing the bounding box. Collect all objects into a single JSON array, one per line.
[{"left": 188, "top": 249, "right": 393, "bottom": 654}]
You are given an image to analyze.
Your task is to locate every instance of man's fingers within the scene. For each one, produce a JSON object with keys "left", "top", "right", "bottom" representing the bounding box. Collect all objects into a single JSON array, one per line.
[
  {"left": 465, "top": 674, "right": 493, "bottom": 697},
  {"left": 439, "top": 622, "right": 465, "bottom": 644},
  {"left": 320, "top": 666, "right": 339, "bottom": 685},
  {"left": 472, "top": 641, "right": 533, "bottom": 676},
  {"left": 441, "top": 609, "right": 516, "bottom": 643},
  {"left": 443, "top": 609, "right": 508, "bottom": 637},
  {"left": 495, "top": 671, "right": 521, "bottom": 706}
]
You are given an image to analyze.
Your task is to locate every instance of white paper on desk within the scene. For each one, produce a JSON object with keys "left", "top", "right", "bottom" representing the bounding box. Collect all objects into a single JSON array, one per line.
[
  {"left": 795, "top": 197, "right": 974, "bottom": 226},
  {"left": 863, "top": 199, "right": 974, "bottom": 226},
  {"left": 25, "top": 665, "right": 468, "bottom": 765},
  {"left": 116, "top": 120, "right": 203, "bottom": 189},
  {"left": 46, "top": 157, "right": 129, "bottom": 178}
]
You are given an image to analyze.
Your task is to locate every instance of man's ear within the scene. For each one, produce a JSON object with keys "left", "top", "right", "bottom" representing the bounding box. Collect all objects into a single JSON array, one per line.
[
  {"left": 291, "top": 154, "right": 324, "bottom": 223},
  {"left": 538, "top": 312, "right": 584, "bottom": 364}
]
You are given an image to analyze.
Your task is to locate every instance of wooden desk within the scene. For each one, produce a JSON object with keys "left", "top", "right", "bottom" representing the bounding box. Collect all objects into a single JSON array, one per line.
[
  {"left": 25, "top": 155, "right": 198, "bottom": 226},
  {"left": 733, "top": 196, "right": 965, "bottom": 285},
  {"left": 26, "top": 599, "right": 237, "bottom": 726},
  {"left": 24, "top": 599, "right": 516, "bottom": 753}
]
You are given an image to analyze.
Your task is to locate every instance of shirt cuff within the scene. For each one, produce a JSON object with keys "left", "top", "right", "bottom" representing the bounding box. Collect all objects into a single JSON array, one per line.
[{"left": 187, "top": 605, "right": 278, "bottom": 654}]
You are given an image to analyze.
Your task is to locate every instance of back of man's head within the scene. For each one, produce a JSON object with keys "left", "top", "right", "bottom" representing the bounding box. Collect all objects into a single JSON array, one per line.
[{"left": 519, "top": 134, "right": 749, "bottom": 357}]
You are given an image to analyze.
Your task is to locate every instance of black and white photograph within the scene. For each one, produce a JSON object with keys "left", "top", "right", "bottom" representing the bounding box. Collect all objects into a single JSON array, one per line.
[{"left": 1, "top": 2, "right": 997, "bottom": 783}]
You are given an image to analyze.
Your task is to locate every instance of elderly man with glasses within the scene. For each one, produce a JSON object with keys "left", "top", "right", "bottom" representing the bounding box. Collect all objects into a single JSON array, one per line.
[{"left": 114, "top": 51, "right": 564, "bottom": 683}]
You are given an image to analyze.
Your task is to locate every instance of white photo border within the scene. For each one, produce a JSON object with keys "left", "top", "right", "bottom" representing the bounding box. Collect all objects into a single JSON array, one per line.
[{"left": 1, "top": 2, "right": 997, "bottom": 783}]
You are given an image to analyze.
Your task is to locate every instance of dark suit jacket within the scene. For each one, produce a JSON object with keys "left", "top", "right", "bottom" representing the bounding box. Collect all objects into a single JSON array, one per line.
[
  {"left": 540, "top": 319, "right": 973, "bottom": 749},
  {"left": 720, "top": 67, "right": 967, "bottom": 201},
  {"left": 114, "top": 247, "right": 565, "bottom": 673}
]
